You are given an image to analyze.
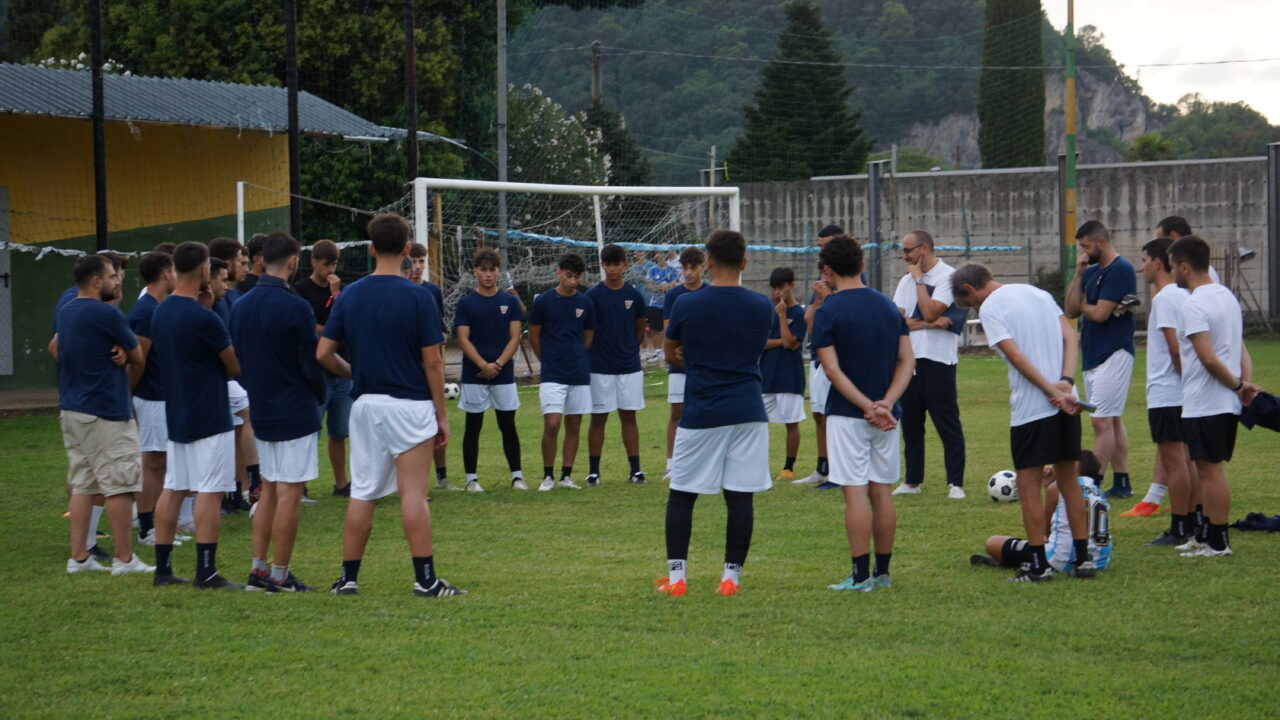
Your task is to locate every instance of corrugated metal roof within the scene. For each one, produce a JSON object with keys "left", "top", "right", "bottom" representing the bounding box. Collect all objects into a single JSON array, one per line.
[{"left": 0, "top": 63, "right": 461, "bottom": 146}]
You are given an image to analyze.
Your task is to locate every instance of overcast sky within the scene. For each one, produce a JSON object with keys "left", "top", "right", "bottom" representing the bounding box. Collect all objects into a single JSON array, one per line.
[{"left": 1043, "top": 1, "right": 1280, "bottom": 124}]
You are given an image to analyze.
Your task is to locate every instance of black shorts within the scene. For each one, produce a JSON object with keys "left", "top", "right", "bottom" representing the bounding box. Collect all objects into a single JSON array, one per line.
[
  {"left": 646, "top": 306, "right": 664, "bottom": 332},
  {"left": 1183, "top": 413, "right": 1239, "bottom": 463},
  {"left": 1010, "top": 411, "right": 1081, "bottom": 470},
  {"left": 1148, "top": 406, "right": 1186, "bottom": 444}
]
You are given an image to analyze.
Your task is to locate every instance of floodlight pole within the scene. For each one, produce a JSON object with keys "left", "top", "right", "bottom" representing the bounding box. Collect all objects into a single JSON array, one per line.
[
  {"left": 496, "top": 0, "right": 509, "bottom": 263},
  {"left": 89, "top": 0, "right": 108, "bottom": 251},
  {"left": 284, "top": 0, "right": 302, "bottom": 241},
  {"left": 404, "top": 0, "right": 418, "bottom": 186},
  {"left": 236, "top": 181, "right": 245, "bottom": 246},
  {"left": 1062, "top": 0, "right": 1078, "bottom": 292},
  {"left": 1268, "top": 142, "right": 1279, "bottom": 320}
]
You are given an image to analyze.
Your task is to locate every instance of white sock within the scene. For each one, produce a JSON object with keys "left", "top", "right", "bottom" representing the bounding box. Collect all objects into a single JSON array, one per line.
[
  {"left": 511, "top": 470, "right": 524, "bottom": 480},
  {"left": 667, "top": 559, "right": 686, "bottom": 583},
  {"left": 179, "top": 496, "right": 194, "bottom": 525},
  {"left": 722, "top": 563, "right": 742, "bottom": 584},
  {"left": 466, "top": 473, "right": 478, "bottom": 482},
  {"left": 270, "top": 564, "right": 288, "bottom": 582},
  {"left": 87, "top": 505, "right": 104, "bottom": 548},
  {"left": 1143, "top": 483, "right": 1168, "bottom": 505},
  {"left": 252, "top": 557, "right": 268, "bottom": 572}
]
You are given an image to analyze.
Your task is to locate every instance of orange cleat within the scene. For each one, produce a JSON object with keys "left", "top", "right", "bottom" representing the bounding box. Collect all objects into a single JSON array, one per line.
[
  {"left": 717, "top": 579, "right": 740, "bottom": 596},
  {"left": 655, "top": 577, "right": 687, "bottom": 596},
  {"left": 775, "top": 469, "right": 795, "bottom": 482},
  {"left": 1120, "top": 501, "right": 1163, "bottom": 518}
]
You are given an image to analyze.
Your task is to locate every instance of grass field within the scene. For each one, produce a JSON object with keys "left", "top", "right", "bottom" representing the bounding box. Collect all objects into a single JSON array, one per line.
[{"left": 3, "top": 341, "right": 1279, "bottom": 718}]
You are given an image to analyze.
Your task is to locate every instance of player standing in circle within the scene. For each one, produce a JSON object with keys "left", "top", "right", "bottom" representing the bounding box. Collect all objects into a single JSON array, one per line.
[
  {"left": 1169, "top": 236, "right": 1258, "bottom": 558},
  {"left": 231, "top": 232, "right": 324, "bottom": 592},
  {"left": 127, "top": 250, "right": 175, "bottom": 547},
  {"left": 658, "top": 230, "right": 774, "bottom": 598},
  {"left": 150, "top": 241, "right": 245, "bottom": 589},
  {"left": 951, "top": 263, "right": 1094, "bottom": 583},
  {"left": 812, "top": 237, "right": 913, "bottom": 591},
  {"left": 661, "top": 247, "right": 706, "bottom": 481},
  {"left": 1065, "top": 221, "right": 1138, "bottom": 499},
  {"left": 529, "top": 252, "right": 596, "bottom": 491},
  {"left": 760, "top": 267, "right": 807, "bottom": 481},
  {"left": 891, "top": 230, "right": 967, "bottom": 499},
  {"left": 796, "top": 224, "right": 846, "bottom": 487},
  {"left": 585, "top": 243, "right": 649, "bottom": 486},
  {"left": 317, "top": 213, "right": 463, "bottom": 597},
  {"left": 56, "top": 254, "right": 153, "bottom": 576},
  {"left": 236, "top": 233, "right": 266, "bottom": 294},
  {"left": 645, "top": 249, "right": 679, "bottom": 364},
  {"left": 454, "top": 248, "right": 526, "bottom": 491}
]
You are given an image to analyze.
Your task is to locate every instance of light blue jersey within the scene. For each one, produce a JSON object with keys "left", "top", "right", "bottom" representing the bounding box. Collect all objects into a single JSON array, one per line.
[{"left": 1046, "top": 478, "right": 1112, "bottom": 572}]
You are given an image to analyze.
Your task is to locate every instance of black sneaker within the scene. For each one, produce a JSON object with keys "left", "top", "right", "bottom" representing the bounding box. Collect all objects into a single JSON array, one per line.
[
  {"left": 264, "top": 572, "right": 314, "bottom": 592},
  {"left": 152, "top": 572, "right": 190, "bottom": 587},
  {"left": 330, "top": 579, "right": 359, "bottom": 595},
  {"left": 629, "top": 471, "right": 646, "bottom": 484},
  {"left": 585, "top": 473, "right": 601, "bottom": 487},
  {"left": 247, "top": 569, "right": 273, "bottom": 592},
  {"left": 193, "top": 572, "right": 247, "bottom": 590},
  {"left": 1068, "top": 561, "right": 1097, "bottom": 579},
  {"left": 332, "top": 484, "right": 351, "bottom": 497},
  {"left": 1008, "top": 568, "right": 1054, "bottom": 583},
  {"left": 413, "top": 578, "right": 468, "bottom": 597},
  {"left": 233, "top": 494, "right": 253, "bottom": 512},
  {"left": 1146, "top": 530, "right": 1189, "bottom": 546},
  {"left": 969, "top": 553, "right": 1001, "bottom": 567},
  {"left": 1103, "top": 485, "right": 1133, "bottom": 499},
  {"left": 88, "top": 544, "right": 111, "bottom": 563}
]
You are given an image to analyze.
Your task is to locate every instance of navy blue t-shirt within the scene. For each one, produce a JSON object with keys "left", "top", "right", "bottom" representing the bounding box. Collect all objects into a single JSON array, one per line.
[
  {"left": 56, "top": 298, "right": 139, "bottom": 421},
  {"left": 454, "top": 290, "right": 524, "bottom": 385},
  {"left": 760, "top": 303, "right": 807, "bottom": 395},
  {"left": 212, "top": 297, "right": 233, "bottom": 328},
  {"left": 586, "top": 282, "right": 646, "bottom": 375},
  {"left": 422, "top": 280, "right": 446, "bottom": 330},
  {"left": 224, "top": 287, "right": 243, "bottom": 306},
  {"left": 230, "top": 276, "right": 323, "bottom": 442},
  {"left": 529, "top": 289, "right": 596, "bottom": 386},
  {"left": 1080, "top": 256, "right": 1137, "bottom": 370},
  {"left": 52, "top": 286, "right": 78, "bottom": 332},
  {"left": 811, "top": 288, "right": 909, "bottom": 420},
  {"left": 322, "top": 275, "right": 444, "bottom": 400},
  {"left": 127, "top": 292, "right": 164, "bottom": 401},
  {"left": 665, "top": 285, "right": 772, "bottom": 429},
  {"left": 662, "top": 283, "right": 704, "bottom": 375},
  {"left": 151, "top": 295, "right": 233, "bottom": 442}
]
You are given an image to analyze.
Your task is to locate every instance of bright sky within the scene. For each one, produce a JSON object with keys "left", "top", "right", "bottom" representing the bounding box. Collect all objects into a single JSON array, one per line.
[{"left": 1044, "top": 1, "right": 1280, "bottom": 124}]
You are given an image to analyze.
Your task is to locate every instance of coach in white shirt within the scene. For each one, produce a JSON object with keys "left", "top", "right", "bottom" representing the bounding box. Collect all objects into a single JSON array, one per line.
[{"left": 890, "top": 231, "right": 966, "bottom": 499}]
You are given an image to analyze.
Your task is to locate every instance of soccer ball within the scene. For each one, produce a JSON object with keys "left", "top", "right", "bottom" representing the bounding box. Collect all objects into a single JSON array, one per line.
[
  {"left": 443, "top": 383, "right": 460, "bottom": 400},
  {"left": 987, "top": 470, "right": 1019, "bottom": 503}
]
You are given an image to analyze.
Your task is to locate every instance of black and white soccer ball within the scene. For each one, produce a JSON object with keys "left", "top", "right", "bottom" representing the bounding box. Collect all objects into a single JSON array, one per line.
[
  {"left": 443, "top": 382, "right": 461, "bottom": 400},
  {"left": 987, "top": 470, "right": 1019, "bottom": 503}
]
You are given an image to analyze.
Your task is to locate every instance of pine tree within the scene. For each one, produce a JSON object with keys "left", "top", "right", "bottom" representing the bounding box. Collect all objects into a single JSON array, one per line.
[
  {"left": 977, "top": 0, "right": 1045, "bottom": 168},
  {"left": 726, "top": 0, "right": 871, "bottom": 182},
  {"left": 584, "top": 100, "right": 653, "bottom": 186}
]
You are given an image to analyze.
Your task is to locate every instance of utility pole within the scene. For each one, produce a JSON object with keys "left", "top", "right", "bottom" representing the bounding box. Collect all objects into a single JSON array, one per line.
[
  {"left": 89, "top": 0, "right": 107, "bottom": 250},
  {"left": 590, "top": 40, "right": 603, "bottom": 104},
  {"left": 496, "top": 0, "right": 509, "bottom": 259},
  {"left": 284, "top": 0, "right": 301, "bottom": 241},
  {"left": 403, "top": 0, "right": 418, "bottom": 186},
  {"left": 1062, "top": 0, "right": 1079, "bottom": 291}
]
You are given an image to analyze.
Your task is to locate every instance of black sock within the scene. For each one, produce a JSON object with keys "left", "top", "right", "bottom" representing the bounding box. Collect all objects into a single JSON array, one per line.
[
  {"left": 1194, "top": 505, "right": 1207, "bottom": 541},
  {"left": 247, "top": 463, "right": 261, "bottom": 492},
  {"left": 412, "top": 555, "right": 436, "bottom": 587},
  {"left": 589, "top": 456, "right": 601, "bottom": 475},
  {"left": 1194, "top": 504, "right": 1205, "bottom": 528},
  {"left": 544, "top": 466, "right": 554, "bottom": 480},
  {"left": 1027, "top": 544, "right": 1048, "bottom": 574},
  {"left": 1073, "top": 538, "right": 1091, "bottom": 565},
  {"left": 1207, "top": 523, "right": 1229, "bottom": 551},
  {"left": 873, "top": 552, "right": 892, "bottom": 577},
  {"left": 155, "top": 543, "right": 173, "bottom": 576},
  {"left": 436, "top": 467, "right": 448, "bottom": 481},
  {"left": 195, "top": 542, "right": 217, "bottom": 582},
  {"left": 1172, "top": 513, "right": 1188, "bottom": 537},
  {"left": 784, "top": 456, "right": 796, "bottom": 471},
  {"left": 817, "top": 457, "right": 829, "bottom": 476},
  {"left": 628, "top": 455, "right": 641, "bottom": 474},
  {"left": 851, "top": 553, "right": 871, "bottom": 583},
  {"left": 561, "top": 465, "right": 572, "bottom": 480},
  {"left": 138, "top": 511, "right": 154, "bottom": 537},
  {"left": 340, "top": 559, "right": 361, "bottom": 584},
  {"left": 1114, "top": 472, "right": 1130, "bottom": 489}
]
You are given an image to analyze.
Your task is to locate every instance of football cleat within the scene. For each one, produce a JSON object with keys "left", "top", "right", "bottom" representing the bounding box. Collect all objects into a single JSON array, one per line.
[
  {"left": 716, "top": 579, "right": 740, "bottom": 596},
  {"left": 247, "top": 568, "right": 273, "bottom": 591},
  {"left": 792, "top": 471, "right": 825, "bottom": 485},
  {"left": 413, "top": 578, "right": 468, "bottom": 597},
  {"left": 465, "top": 479, "right": 484, "bottom": 493},
  {"left": 152, "top": 572, "right": 190, "bottom": 587},
  {"left": 629, "top": 471, "right": 646, "bottom": 484},
  {"left": 1008, "top": 568, "right": 1054, "bottom": 583},
  {"left": 815, "top": 480, "right": 840, "bottom": 490},
  {"left": 557, "top": 477, "right": 581, "bottom": 490},
  {"left": 828, "top": 575, "right": 875, "bottom": 592},
  {"left": 1175, "top": 538, "right": 1206, "bottom": 553},
  {"left": 193, "top": 573, "right": 247, "bottom": 590},
  {"left": 655, "top": 578, "right": 687, "bottom": 596},
  {"left": 775, "top": 469, "right": 795, "bottom": 482},
  {"left": 537, "top": 476, "right": 555, "bottom": 492},
  {"left": 1103, "top": 485, "right": 1134, "bottom": 499},
  {"left": 111, "top": 554, "right": 155, "bottom": 575},
  {"left": 969, "top": 554, "right": 1001, "bottom": 567},
  {"left": 1146, "top": 530, "right": 1189, "bottom": 546},
  {"left": 872, "top": 574, "right": 892, "bottom": 588},
  {"left": 329, "top": 579, "right": 359, "bottom": 595},
  {"left": 67, "top": 556, "right": 109, "bottom": 574},
  {"left": 88, "top": 545, "right": 112, "bottom": 563},
  {"left": 1180, "top": 544, "right": 1233, "bottom": 558},
  {"left": 585, "top": 473, "right": 601, "bottom": 487},
  {"left": 269, "top": 573, "right": 315, "bottom": 592},
  {"left": 1120, "top": 501, "right": 1162, "bottom": 518},
  {"left": 1068, "top": 561, "right": 1097, "bottom": 579},
  {"left": 511, "top": 478, "right": 529, "bottom": 491}
]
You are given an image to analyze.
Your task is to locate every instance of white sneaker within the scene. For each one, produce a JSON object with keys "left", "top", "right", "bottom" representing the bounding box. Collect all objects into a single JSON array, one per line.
[
  {"left": 511, "top": 478, "right": 529, "bottom": 491},
  {"left": 111, "top": 554, "right": 155, "bottom": 575},
  {"left": 1181, "top": 544, "right": 1233, "bottom": 558},
  {"left": 465, "top": 479, "right": 484, "bottom": 493},
  {"left": 948, "top": 485, "right": 966, "bottom": 500},
  {"left": 175, "top": 533, "right": 193, "bottom": 543},
  {"left": 138, "top": 530, "right": 182, "bottom": 547},
  {"left": 436, "top": 478, "right": 459, "bottom": 491},
  {"left": 177, "top": 521, "right": 197, "bottom": 534},
  {"left": 558, "top": 477, "right": 582, "bottom": 490},
  {"left": 1175, "top": 538, "right": 1206, "bottom": 552},
  {"left": 538, "top": 476, "right": 555, "bottom": 492},
  {"left": 67, "top": 556, "right": 108, "bottom": 573},
  {"left": 892, "top": 484, "right": 922, "bottom": 495},
  {"left": 661, "top": 467, "right": 673, "bottom": 482},
  {"left": 792, "top": 471, "right": 825, "bottom": 485}
]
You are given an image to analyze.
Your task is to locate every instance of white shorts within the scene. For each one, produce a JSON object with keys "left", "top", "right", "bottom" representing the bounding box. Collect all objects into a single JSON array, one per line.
[
  {"left": 349, "top": 394, "right": 439, "bottom": 502},
  {"left": 670, "top": 422, "right": 772, "bottom": 495},
  {"left": 539, "top": 382, "right": 592, "bottom": 416},
  {"left": 590, "top": 371, "right": 646, "bottom": 414},
  {"left": 459, "top": 383, "right": 520, "bottom": 413},
  {"left": 132, "top": 397, "right": 168, "bottom": 452},
  {"left": 227, "top": 380, "right": 249, "bottom": 426},
  {"left": 667, "top": 373, "right": 686, "bottom": 404},
  {"left": 255, "top": 432, "right": 320, "bottom": 484},
  {"left": 1083, "top": 350, "right": 1134, "bottom": 418},
  {"left": 164, "top": 431, "right": 236, "bottom": 493},
  {"left": 763, "top": 393, "right": 806, "bottom": 424},
  {"left": 809, "top": 363, "right": 831, "bottom": 414},
  {"left": 827, "top": 415, "right": 900, "bottom": 487}
]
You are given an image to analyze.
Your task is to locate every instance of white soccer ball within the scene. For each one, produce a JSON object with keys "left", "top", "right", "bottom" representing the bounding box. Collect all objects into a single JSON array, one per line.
[
  {"left": 987, "top": 470, "right": 1019, "bottom": 503},
  {"left": 443, "top": 383, "right": 460, "bottom": 400}
]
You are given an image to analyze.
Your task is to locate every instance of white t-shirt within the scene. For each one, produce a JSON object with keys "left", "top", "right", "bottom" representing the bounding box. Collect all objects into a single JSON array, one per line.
[
  {"left": 1145, "top": 283, "right": 1188, "bottom": 409},
  {"left": 893, "top": 259, "right": 959, "bottom": 365},
  {"left": 1178, "top": 283, "right": 1243, "bottom": 418},
  {"left": 980, "top": 284, "right": 1068, "bottom": 427}
]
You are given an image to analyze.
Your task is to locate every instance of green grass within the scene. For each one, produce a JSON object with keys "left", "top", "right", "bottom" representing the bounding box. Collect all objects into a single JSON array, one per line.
[{"left": 3, "top": 341, "right": 1280, "bottom": 718}]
